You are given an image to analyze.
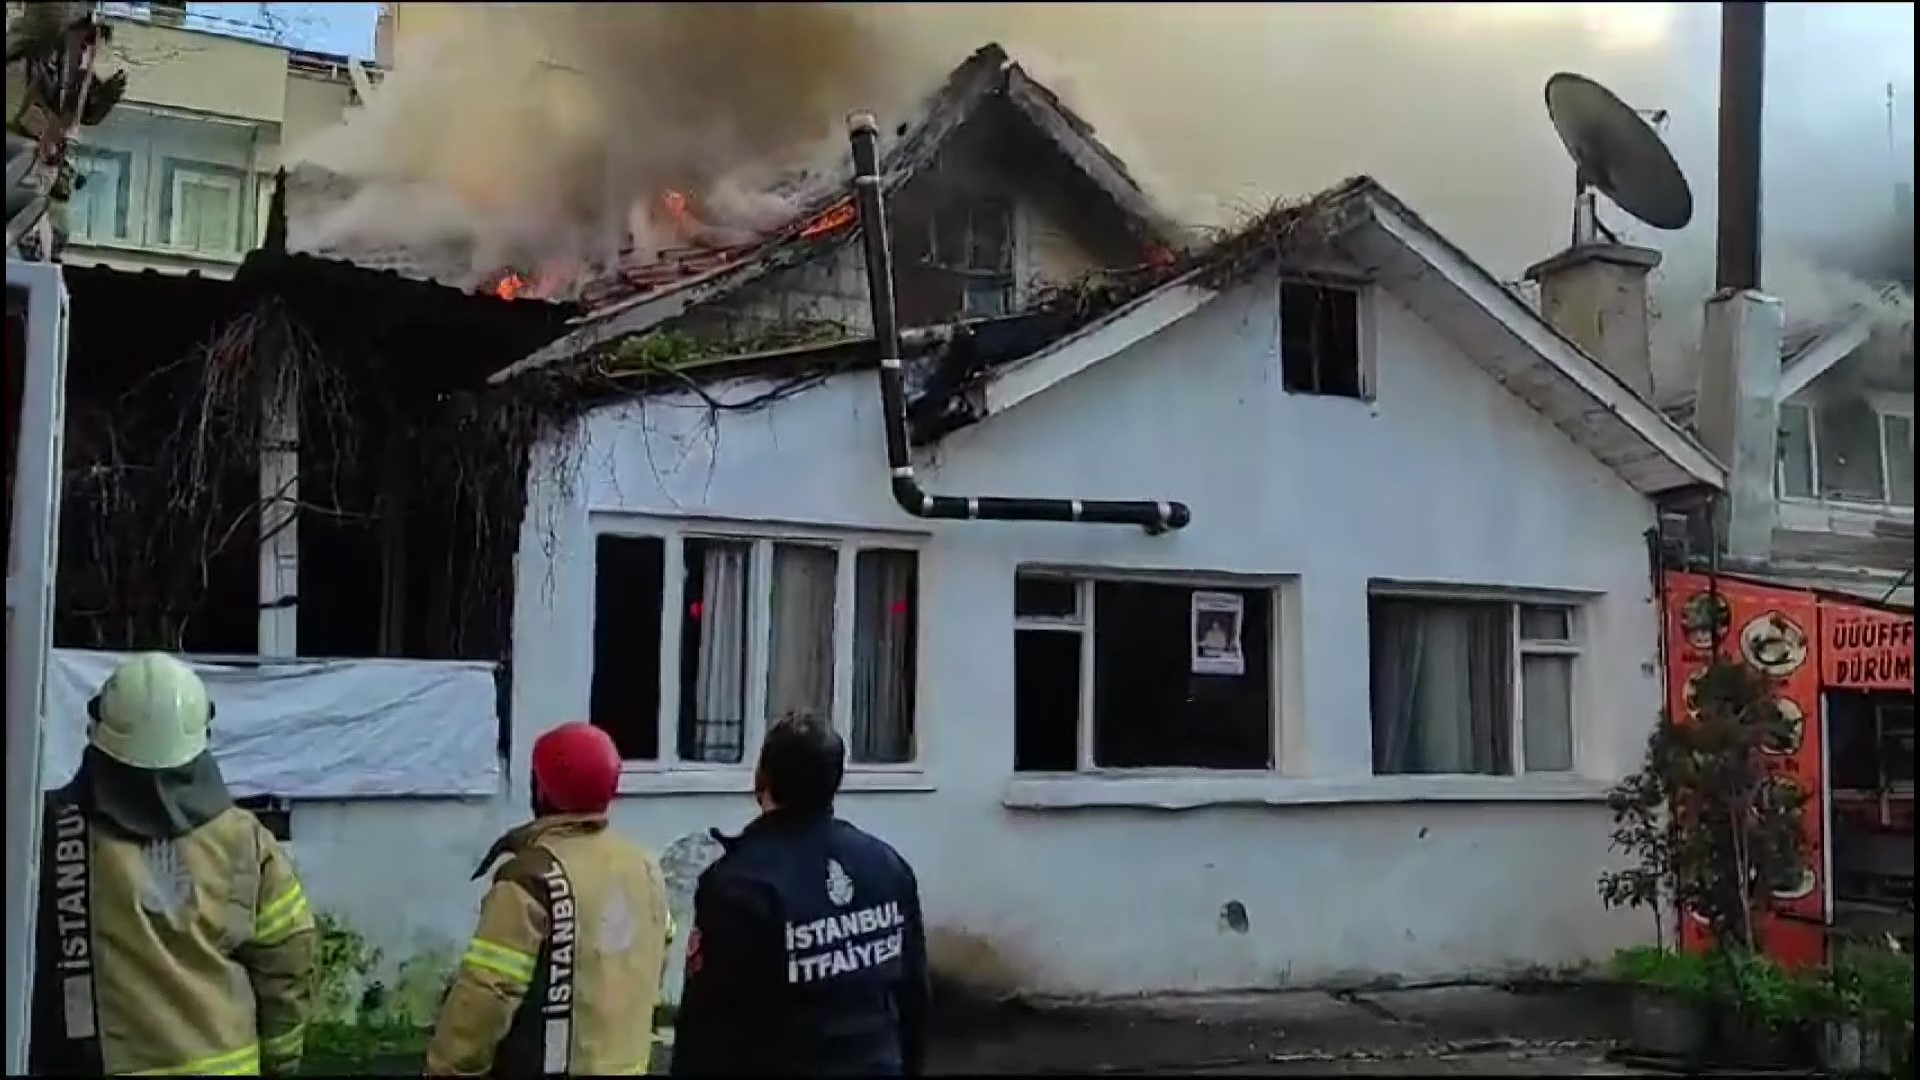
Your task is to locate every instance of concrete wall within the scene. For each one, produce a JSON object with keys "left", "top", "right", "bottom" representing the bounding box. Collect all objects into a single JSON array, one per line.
[
  {"left": 67, "top": 18, "right": 356, "bottom": 278},
  {"left": 507, "top": 268, "right": 1669, "bottom": 997}
]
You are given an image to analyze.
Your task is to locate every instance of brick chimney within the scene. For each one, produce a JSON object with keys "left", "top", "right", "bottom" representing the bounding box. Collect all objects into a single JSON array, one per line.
[{"left": 1524, "top": 243, "right": 1661, "bottom": 399}]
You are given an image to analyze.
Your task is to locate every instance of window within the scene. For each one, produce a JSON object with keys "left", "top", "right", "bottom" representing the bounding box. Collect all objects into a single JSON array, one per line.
[
  {"left": 1780, "top": 398, "right": 1915, "bottom": 510},
  {"left": 1368, "top": 595, "right": 1579, "bottom": 776},
  {"left": 1013, "top": 574, "right": 1274, "bottom": 772},
  {"left": 1279, "top": 280, "right": 1364, "bottom": 398},
  {"left": 236, "top": 795, "right": 292, "bottom": 841},
  {"left": 1883, "top": 413, "right": 1914, "bottom": 509},
  {"left": 589, "top": 527, "right": 919, "bottom": 768},
  {"left": 1778, "top": 402, "right": 1816, "bottom": 500},
  {"left": 69, "top": 147, "right": 133, "bottom": 242},
  {"left": 893, "top": 192, "right": 1015, "bottom": 324},
  {"left": 160, "top": 159, "right": 248, "bottom": 255}
]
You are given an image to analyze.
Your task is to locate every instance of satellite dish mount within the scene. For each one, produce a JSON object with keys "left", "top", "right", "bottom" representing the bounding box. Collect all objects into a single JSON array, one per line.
[{"left": 1544, "top": 72, "right": 1693, "bottom": 249}]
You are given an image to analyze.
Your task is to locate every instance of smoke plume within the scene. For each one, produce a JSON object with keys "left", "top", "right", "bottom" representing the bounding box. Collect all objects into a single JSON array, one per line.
[{"left": 293, "top": 2, "right": 1915, "bottom": 398}]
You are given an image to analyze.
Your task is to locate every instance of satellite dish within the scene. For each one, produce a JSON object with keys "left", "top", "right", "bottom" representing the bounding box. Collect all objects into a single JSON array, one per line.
[{"left": 1544, "top": 72, "right": 1693, "bottom": 246}]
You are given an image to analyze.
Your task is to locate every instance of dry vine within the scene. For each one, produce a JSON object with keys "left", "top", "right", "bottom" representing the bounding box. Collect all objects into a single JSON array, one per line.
[{"left": 61, "top": 300, "right": 354, "bottom": 649}]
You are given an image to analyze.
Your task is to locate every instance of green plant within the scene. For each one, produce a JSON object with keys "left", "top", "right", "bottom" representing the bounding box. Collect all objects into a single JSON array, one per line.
[
  {"left": 1611, "top": 945, "right": 1714, "bottom": 1002},
  {"left": 315, "top": 911, "right": 384, "bottom": 1024},
  {"left": 1711, "top": 949, "right": 1825, "bottom": 1032},
  {"left": 1598, "top": 660, "right": 1810, "bottom": 956},
  {"left": 1599, "top": 719, "right": 1678, "bottom": 946},
  {"left": 1828, "top": 940, "right": 1915, "bottom": 1030}
]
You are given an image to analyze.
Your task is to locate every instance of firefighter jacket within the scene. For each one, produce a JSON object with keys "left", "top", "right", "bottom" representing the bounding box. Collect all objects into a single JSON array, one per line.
[
  {"left": 671, "top": 808, "right": 931, "bottom": 1077},
  {"left": 30, "top": 747, "right": 317, "bottom": 1077},
  {"left": 425, "top": 813, "right": 674, "bottom": 1077}
]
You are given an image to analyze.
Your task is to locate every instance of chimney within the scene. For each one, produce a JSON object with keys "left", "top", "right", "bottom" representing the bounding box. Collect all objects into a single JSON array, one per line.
[
  {"left": 1696, "top": 1, "right": 1778, "bottom": 563},
  {"left": 1523, "top": 242, "right": 1661, "bottom": 398}
]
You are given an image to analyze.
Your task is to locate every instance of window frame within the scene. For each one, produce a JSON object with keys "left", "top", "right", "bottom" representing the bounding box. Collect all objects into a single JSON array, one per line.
[
  {"left": 1366, "top": 584, "right": 1586, "bottom": 779},
  {"left": 1013, "top": 568, "right": 1288, "bottom": 776},
  {"left": 589, "top": 516, "right": 926, "bottom": 775},
  {"left": 1276, "top": 273, "right": 1377, "bottom": 402},
  {"left": 1876, "top": 405, "right": 1914, "bottom": 510},
  {"left": 921, "top": 197, "right": 1016, "bottom": 319},
  {"left": 1777, "top": 396, "right": 1916, "bottom": 513},
  {"left": 69, "top": 146, "right": 134, "bottom": 242},
  {"left": 158, "top": 157, "right": 250, "bottom": 255}
]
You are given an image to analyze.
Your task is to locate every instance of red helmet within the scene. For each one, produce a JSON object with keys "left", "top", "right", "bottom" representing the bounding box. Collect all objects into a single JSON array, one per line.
[{"left": 531, "top": 722, "right": 621, "bottom": 814}]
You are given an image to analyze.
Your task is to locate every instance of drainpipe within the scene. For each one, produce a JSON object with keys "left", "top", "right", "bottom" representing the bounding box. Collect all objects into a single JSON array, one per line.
[{"left": 846, "top": 112, "right": 1191, "bottom": 534}]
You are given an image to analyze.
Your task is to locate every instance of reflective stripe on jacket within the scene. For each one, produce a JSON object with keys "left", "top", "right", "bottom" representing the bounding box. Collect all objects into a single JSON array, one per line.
[
  {"left": 32, "top": 791, "right": 317, "bottom": 1077},
  {"left": 426, "top": 814, "right": 672, "bottom": 1077}
]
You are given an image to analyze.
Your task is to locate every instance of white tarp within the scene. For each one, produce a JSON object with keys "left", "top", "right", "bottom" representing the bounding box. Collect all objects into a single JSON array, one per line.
[{"left": 44, "top": 651, "right": 502, "bottom": 799}]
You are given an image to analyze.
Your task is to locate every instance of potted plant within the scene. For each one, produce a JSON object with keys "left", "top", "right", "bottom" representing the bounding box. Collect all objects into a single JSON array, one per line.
[
  {"left": 1598, "top": 659, "right": 1814, "bottom": 1067},
  {"left": 1609, "top": 945, "right": 1713, "bottom": 1059},
  {"left": 1816, "top": 940, "right": 1914, "bottom": 1076}
]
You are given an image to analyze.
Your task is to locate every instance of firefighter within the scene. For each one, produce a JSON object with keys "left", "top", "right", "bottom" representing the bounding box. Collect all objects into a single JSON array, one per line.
[
  {"left": 29, "top": 652, "right": 316, "bottom": 1076},
  {"left": 426, "top": 721, "right": 674, "bottom": 1077},
  {"left": 672, "top": 714, "right": 931, "bottom": 1076}
]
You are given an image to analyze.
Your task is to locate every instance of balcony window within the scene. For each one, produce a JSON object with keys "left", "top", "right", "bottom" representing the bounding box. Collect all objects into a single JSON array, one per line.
[
  {"left": 70, "top": 147, "right": 134, "bottom": 242},
  {"left": 160, "top": 160, "right": 248, "bottom": 255}
]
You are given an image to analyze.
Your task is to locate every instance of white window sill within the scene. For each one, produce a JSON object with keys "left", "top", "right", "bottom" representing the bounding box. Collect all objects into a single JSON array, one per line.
[
  {"left": 1001, "top": 773, "right": 1611, "bottom": 811},
  {"left": 617, "top": 768, "right": 933, "bottom": 797}
]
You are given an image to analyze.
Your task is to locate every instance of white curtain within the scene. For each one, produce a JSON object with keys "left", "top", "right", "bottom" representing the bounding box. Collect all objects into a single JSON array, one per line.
[
  {"left": 689, "top": 542, "right": 750, "bottom": 763},
  {"left": 852, "top": 550, "right": 917, "bottom": 764},
  {"left": 1370, "top": 601, "right": 1510, "bottom": 775},
  {"left": 767, "top": 544, "right": 837, "bottom": 723}
]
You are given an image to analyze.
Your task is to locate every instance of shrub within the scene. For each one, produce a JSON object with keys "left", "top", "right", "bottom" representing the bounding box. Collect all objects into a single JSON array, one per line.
[
  {"left": 1611, "top": 945, "right": 1714, "bottom": 1002},
  {"left": 1597, "top": 660, "right": 1809, "bottom": 956},
  {"left": 315, "top": 911, "right": 384, "bottom": 1024}
]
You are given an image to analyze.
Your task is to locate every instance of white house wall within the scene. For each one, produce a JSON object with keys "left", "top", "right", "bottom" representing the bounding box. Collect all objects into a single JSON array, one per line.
[{"left": 510, "top": 269, "right": 1668, "bottom": 996}]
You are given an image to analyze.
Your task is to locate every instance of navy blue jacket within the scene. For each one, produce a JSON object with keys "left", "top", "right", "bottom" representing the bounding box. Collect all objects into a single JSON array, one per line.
[{"left": 671, "top": 809, "right": 929, "bottom": 1076}]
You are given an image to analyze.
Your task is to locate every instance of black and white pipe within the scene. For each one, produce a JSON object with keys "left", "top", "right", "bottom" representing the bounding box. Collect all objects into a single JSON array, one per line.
[{"left": 847, "top": 111, "right": 1191, "bottom": 535}]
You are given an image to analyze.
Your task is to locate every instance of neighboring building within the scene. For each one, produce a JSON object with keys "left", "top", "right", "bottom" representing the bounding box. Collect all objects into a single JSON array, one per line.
[
  {"left": 478, "top": 47, "right": 1725, "bottom": 994},
  {"left": 1669, "top": 270, "right": 1915, "bottom": 950},
  {"left": 62, "top": 1, "right": 371, "bottom": 278}
]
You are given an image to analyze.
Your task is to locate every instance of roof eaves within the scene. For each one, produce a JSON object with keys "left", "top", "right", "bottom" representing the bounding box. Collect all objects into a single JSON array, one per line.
[{"left": 1352, "top": 187, "right": 1725, "bottom": 494}]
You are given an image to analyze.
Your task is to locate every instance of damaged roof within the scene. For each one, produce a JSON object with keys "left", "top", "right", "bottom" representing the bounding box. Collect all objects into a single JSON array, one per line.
[
  {"left": 556, "top": 175, "right": 1725, "bottom": 498},
  {"left": 485, "top": 43, "right": 1183, "bottom": 383},
  {"left": 286, "top": 42, "right": 1182, "bottom": 368}
]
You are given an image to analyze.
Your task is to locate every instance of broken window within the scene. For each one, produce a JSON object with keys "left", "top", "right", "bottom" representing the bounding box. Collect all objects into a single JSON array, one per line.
[
  {"left": 1013, "top": 574, "right": 1273, "bottom": 771},
  {"left": 588, "top": 525, "right": 919, "bottom": 766},
  {"left": 590, "top": 534, "right": 665, "bottom": 761},
  {"left": 1279, "top": 281, "right": 1363, "bottom": 398},
  {"left": 893, "top": 193, "right": 1015, "bottom": 325},
  {"left": 1368, "top": 595, "right": 1579, "bottom": 776}
]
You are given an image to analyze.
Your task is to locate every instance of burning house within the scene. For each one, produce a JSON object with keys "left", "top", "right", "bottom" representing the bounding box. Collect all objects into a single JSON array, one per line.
[
  {"left": 449, "top": 45, "right": 1724, "bottom": 995},
  {"left": 41, "top": 38, "right": 1745, "bottom": 995}
]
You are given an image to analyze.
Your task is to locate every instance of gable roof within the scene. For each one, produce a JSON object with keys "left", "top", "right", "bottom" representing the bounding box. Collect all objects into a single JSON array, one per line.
[
  {"left": 1661, "top": 283, "right": 1913, "bottom": 422},
  {"left": 285, "top": 42, "right": 1181, "bottom": 379},
  {"left": 484, "top": 44, "right": 1180, "bottom": 384},
  {"left": 952, "top": 177, "right": 1726, "bottom": 498}
]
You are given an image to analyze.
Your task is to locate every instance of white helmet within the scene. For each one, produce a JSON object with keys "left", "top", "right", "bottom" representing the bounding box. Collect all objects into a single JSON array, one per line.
[{"left": 87, "top": 653, "right": 214, "bottom": 771}]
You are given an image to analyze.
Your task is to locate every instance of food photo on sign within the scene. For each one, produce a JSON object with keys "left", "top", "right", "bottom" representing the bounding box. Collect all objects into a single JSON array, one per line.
[{"left": 1190, "top": 591, "right": 1245, "bottom": 676}]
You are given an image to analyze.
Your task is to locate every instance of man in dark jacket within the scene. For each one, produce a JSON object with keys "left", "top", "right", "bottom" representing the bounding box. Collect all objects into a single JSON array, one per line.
[{"left": 672, "top": 715, "right": 930, "bottom": 1076}]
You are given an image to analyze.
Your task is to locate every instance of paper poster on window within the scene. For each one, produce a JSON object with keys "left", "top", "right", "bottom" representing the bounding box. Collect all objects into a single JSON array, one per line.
[{"left": 1190, "top": 591, "right": 1245, "bottom": 676}]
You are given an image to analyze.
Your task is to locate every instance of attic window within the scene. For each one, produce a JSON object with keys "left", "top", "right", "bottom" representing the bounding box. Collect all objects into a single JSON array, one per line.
[
  {"left": 1279, "top": 281, "right": 1364, "bottom": 398},
  {"left": 895, "top": 195, "right": 1015, "bottom": 324}
]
